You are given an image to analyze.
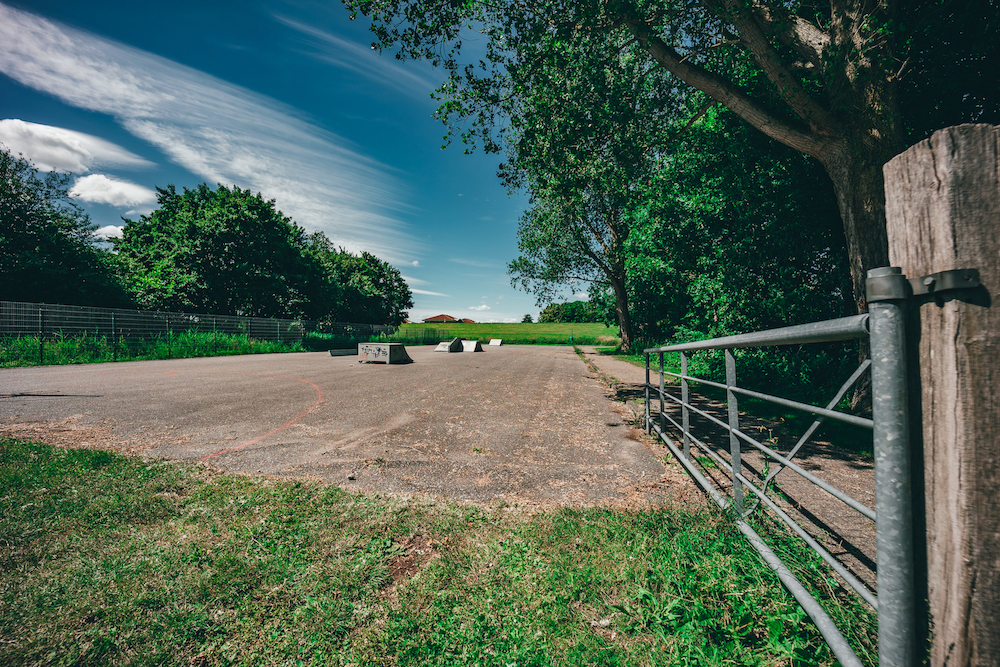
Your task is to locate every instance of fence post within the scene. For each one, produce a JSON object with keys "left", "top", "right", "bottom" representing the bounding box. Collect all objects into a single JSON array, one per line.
[
  {"left": 644, "top": 352, "right": 651, "bottom": 433},
  {"left": 37, "top": 307, "right": 43, "bottom": 365},
  {"left": 658, "top": 351, "right": 665, "bottom": 434},
  {"left": 111, "top": 312, "right": 117, "bottom": 361},
  {"left": 724, "top": 349, "right": 743, "bottom": 512},
  {"left": 883, "top": 123, "right": 1000, "bottom": 665},
  {"left": 681, "top": 351, "right": 690, "bottom": 459},
  {"left": 867, "top": 267, "right": 918, "bottom": 667}
]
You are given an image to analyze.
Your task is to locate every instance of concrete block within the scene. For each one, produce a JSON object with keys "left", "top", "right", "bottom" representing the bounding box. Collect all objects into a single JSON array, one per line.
[
  {"left": 358, "top": 342, "right": 413, "bottom": 364},
  {"left": 488, "top": 339, "right": 503, "bottom": 346},
  {"left": 434, "top": 337, "right": 463, "bottom": 352},
  {"left": 462, "top": 339, "right": 483, "bottom": 352}
]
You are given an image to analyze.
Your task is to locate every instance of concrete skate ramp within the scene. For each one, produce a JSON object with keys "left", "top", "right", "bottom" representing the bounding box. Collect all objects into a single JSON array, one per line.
[
  {"left": 358, "top": 342, "right": 412, "bottom": 364},
  {"left": 462, "top": 340, "right": 484, "bottom": 352},
  {"left": 435, "top": 337, "right": 463, "bottom": 352},
  {"left": 489, "top": 339, "right": 502, "bottom": 346}
]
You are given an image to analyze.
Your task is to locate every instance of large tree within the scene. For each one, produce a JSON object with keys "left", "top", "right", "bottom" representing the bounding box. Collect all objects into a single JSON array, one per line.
[
  {"left": 114, "top": 184, "right": 333, "bottom": 319},
  {"left": 504, "top": 28, "right": 677, "bottom": 350},
  {"left": 0, "top": 146, "right": 130, "bottom": 307},
  {"left": 347, "top": 0, "right": 996, "bottom": 313}
]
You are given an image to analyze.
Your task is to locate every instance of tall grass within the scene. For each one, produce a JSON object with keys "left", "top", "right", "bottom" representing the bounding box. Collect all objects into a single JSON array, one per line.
[
  {"left": 388, "top": 322, "right": 620, "bottom": 346},
  {"left": 0, "top": 438, "right": 877, "bottom": 666},
  {"left": 0, "top": 331, "right": 304, "bottom": 368}
]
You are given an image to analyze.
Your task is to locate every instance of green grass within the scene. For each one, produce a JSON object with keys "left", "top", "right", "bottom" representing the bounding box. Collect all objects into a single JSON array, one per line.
[
  {"left": 0, "top": 332, "right": 306, "bottom": 368},
  {"left": 389, "top": 322, "right": 620, "bottom": 346},
  {"left": 0, "top": 438, "right": 876, "bottom": 666}
]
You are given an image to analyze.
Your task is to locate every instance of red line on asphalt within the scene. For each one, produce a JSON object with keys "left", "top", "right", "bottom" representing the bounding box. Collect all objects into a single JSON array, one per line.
[{"left": 199, "top": 373, "right": 324, "bottom": 462}]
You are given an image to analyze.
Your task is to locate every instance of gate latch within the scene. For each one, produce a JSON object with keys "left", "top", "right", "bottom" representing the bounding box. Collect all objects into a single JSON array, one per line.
[
  {"left": 908, "top": 268, "right": 980, "bottom": 296},
  {"left": 867, "top": 267, "right": 980, "bottom": 302}
]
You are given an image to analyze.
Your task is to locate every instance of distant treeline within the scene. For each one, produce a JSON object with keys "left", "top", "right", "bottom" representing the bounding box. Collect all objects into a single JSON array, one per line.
[{"left": 0, "top": 148, "right": 412, "bottom": 325}]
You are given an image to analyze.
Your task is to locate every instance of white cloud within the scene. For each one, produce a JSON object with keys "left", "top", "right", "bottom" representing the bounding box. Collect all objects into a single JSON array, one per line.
[
  {"left": 0, "top": 119, "right": 154, "bottom": 172},
  {"left": 503, "top": 317, "right": 519, "bottom": 323},
  {"left": 70, "top": 174, "right": 156, "bottom": 207},
  {"left": 469, "top": 304, "right": 491, "bottom": 311},
  {"left": 93, "top": 225, "right": 123, "bottom": 240},
  {"left": 411, "top": 260, "right": 419, "bottom": 267},
  {"left": 573, "top": 291, "right": 591, "bottom": 300},
  {"left": 400, "top": 274, "right": 427, "bottom": 285},
  {"left": 274, "top": 16, "right": 439, "bottom": 100},
  {"left": 412, "top": 289, "right": 450, "bottom": 297},
  {"left": 0, "top": 4, "right": 417, "bottom": 261}
]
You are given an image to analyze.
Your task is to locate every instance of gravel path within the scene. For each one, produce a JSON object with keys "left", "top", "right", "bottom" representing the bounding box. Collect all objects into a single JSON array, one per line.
[{"left": 0, "top": 345, "right": 696, "bottom": 509}]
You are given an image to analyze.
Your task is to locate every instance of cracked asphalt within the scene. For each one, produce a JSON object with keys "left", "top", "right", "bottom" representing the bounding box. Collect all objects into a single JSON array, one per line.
[{"left": 1, "top": 345, "right": 681, "bottom": 507}]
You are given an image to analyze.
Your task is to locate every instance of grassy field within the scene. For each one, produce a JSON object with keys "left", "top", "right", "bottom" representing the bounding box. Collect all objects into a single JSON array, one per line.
[
  {"left": 0, "top": 438, "right": 877, "bottom": 666},
  {"left": 389, "top": 322, "right": 620, "bottom": 346},
  {"left": 0, "top": 332, "right": 305, "bottom": 368}
]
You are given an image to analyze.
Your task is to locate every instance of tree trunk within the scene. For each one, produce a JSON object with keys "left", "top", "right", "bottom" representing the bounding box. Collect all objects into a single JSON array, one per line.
[{"left": 609, "top": 274, "right": 635, "bottom": 352}]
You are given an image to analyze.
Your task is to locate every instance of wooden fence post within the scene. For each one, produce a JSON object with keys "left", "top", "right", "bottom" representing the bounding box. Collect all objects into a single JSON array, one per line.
[{"left": 883, "top": 123, "right": 1000, "bottom": 666}]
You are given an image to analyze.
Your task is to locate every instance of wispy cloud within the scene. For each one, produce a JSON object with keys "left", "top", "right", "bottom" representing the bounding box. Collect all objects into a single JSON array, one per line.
[
  {"left": 449, "top": 258, "right": 499, "bottom": 268},
  {"left": 412, "top": 288, "right": 450, "bottom": 297},
  {"left": 400, "top": 274, "right": 427, "bottom": 285},
  {"left": 274, "top": 16, "right": 439, "bottom": 100},
  {"left": 469, "top": 304, "right": 491, "bottom": 311},
  {"left": 0, "top": 3, "right": 417, "bottom": 260},
  {"left": 70, "top": 174, "right": 156, "bottom": 207},
  {"left": 0, "top": 118, "right": 154, "bottom": 172}
]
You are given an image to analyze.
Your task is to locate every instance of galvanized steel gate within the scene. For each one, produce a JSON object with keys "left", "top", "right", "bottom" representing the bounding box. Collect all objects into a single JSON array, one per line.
[{"left": 643, "top": 268, "right": 918, "bottom": 666}]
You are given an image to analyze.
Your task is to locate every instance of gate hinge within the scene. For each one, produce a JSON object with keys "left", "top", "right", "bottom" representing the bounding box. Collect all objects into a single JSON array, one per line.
[{"left": 867, "top": 267, "right": 980, "bottom": 302}]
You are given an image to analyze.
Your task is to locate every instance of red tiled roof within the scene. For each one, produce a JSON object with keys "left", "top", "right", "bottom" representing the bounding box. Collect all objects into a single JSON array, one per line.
[
  {"left": 460, "top": 318, "right": 476, "bottom": 324},
  {"left": 422, "top": 314, "right": 458, "bottom": 323}
]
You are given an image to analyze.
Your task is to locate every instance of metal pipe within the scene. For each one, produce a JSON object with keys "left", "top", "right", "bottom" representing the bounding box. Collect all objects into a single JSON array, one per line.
[
  {"left": 644, "top": 314, "right": 869, "bottom": 353},
  {"left": 681, "top": 352, "right": 690, "bottom": 459},
  {"left": 650, "top": 420, "right": 864, "bottom": 667},
  {"left": 661, "top": 372, "right": 873, "bottom": 430},
  {"left": 644, "top": 352, "right": 650, "bottom": 434},
  {"left": 658, "top": 351, "right": 665, "bottom": 435},
  {"left": 725, "top": 350, "right": 744, "bottom": 513},
  {"left": 660, "top": 390, "right": 877, "bottom": 521},
  {"left": 868, "top": 267, "right": 917, "bottom": 667}
]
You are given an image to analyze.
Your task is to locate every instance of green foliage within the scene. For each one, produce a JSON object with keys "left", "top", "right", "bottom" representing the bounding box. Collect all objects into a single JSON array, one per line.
[
  {"left": 308, "top": 232, "right": 413, "bottom": 325},
  {"left": 112, "top": 184, "right": 412, "bottom": 325},
  {"left": 114, "top": 184, "right": 333, "bottom": 319},
  {"left": 538, "top": 300, "right": 601, "bottom": 324},
  {"left": 0, "top": 330, "right": 305, "bottom": 367},
  {"left": 520, "top": 313, "right": 533, "bottom": 323},
  {"left": 0, "top": 147, "right": 132, "bottom": 307},
  {"left": 0, "top": 438, "right": 877, "bottom": 666}
]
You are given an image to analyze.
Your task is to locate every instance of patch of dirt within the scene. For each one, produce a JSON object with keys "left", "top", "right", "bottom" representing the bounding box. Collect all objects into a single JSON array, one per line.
[
  {"left": 0, "top": 414, "right": 163, "bottom": 455},
  {"left": 382, "top": 534, "right": 439, "bottom": 608}
]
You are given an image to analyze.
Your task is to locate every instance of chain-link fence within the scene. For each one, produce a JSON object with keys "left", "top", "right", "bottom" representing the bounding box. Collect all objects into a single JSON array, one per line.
[{"left": 0, "top": 301, "right": 396, "bottom": 366}]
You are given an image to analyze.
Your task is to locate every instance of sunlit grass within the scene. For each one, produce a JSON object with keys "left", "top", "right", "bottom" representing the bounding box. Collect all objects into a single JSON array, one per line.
[{"left": 0, "top": 438, "right": 876, "bottom": 666}]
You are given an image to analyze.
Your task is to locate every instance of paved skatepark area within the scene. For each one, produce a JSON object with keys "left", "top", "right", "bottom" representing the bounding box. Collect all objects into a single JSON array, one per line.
[{"left": 0, "top": 345, "right": 687, "bottom": 507}]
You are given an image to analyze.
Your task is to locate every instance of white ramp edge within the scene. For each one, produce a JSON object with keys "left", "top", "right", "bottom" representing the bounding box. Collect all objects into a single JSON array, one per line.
[
  {"left": 488, "top": 339, "right": 502, "bottom": 346},
  {"left": 435, "top": 337, "right": 464, "bottom": 352},
  {"left": 462, "top": 339, "right": 484, "bottom": 352}
]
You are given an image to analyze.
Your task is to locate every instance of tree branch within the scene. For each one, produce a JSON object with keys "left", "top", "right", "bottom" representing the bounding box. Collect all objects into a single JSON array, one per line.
[
  {"left": 618, "top": 8, "right": 831, "bottom": 158},
  {"left": 749, "top": 1, "right": 830, "bottom": 67}
]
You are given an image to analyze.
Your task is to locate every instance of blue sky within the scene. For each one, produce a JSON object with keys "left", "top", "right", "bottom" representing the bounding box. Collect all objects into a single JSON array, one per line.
[{"left": 0, "top": 0, "right": 585, "bottom": 322}]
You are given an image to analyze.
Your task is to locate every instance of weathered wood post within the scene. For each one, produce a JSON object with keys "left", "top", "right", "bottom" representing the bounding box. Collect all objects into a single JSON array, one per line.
[{"left": 883, "top": 124, "right": 1000, "bottom": 665}]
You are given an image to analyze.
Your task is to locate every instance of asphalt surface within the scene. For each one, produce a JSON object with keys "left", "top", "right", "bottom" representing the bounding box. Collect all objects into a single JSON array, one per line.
[{"left": 0, "top": 345, "right": 672, "bottom": 507}]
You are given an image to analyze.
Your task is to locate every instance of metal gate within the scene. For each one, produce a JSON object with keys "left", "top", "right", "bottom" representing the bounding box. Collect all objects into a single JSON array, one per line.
[{"left": 643, "top": 277, "right": 916, "bottom": 666}]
